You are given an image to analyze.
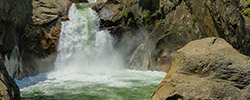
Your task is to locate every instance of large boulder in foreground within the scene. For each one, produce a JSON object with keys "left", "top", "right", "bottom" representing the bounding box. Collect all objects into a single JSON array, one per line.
[
  {"left": 152, "top": 37, "right": 250, "bottom": 100},
  {"left": 0, "top": 61, "right": 20, "bottom": 100}
]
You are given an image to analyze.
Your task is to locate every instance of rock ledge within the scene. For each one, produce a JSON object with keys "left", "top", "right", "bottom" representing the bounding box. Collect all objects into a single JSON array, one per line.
[{"left": 152, "top": 37, "right": 250, "bottom": 100}]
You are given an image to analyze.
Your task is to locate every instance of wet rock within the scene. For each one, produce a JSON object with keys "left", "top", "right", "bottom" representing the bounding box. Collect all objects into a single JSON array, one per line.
[
  {"left": 0, "top": 61, "right": 20, "bottom": 100},
  {"left": 18, "top": 0, "right": 70, "bottom": 79},
  {"left": 0, "top": 0, "right": 32, "bottom": 78},
  {"left": 151, "top": 37, "right": 250, "bottom": 100},
  {"left": 95, "top": 0, "right": 250, "bottom": 71},
  {"left": 0, "top": 0, "right": 71, "bottom": 79}
]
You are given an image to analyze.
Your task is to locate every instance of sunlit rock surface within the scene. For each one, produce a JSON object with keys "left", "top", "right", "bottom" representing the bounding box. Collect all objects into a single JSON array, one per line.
[
  {"left": 0, "top": 0, "right": 71, "bottom": 79},
  {"left": 18, "top": 0, "right": 71, "bottom": 79},
  {"left": 94, "top": 0, "right": 250, "bottom": 72},
  {"left": 152, "top": 37, "right": 250, "bottom": 100}
]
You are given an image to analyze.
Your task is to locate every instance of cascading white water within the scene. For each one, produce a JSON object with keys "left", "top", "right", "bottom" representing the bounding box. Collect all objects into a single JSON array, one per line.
[
  {"left": 17, "top": 2, "right": 166, "bottom": 100},
  {"left": 52, "top": 3, "right": 124, "bottom": 75}
]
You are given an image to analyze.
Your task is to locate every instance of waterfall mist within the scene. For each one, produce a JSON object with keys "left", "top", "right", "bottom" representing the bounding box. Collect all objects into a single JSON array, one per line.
[
  {"left": 16, "top": 2, "right": 166, "bottom": 100},
  {"left": 52, "top": 4, "right": 125, "bottom": 75}
]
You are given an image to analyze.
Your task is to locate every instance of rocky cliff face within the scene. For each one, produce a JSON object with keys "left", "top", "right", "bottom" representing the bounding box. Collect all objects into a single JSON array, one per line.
[
  {"left": 94, "top": 0, "right": 250, "bottom": 71},
  {"left": 0, "top": 0, "right": 71, "bottom": 79},
  {"left": 18, "top": 0, "right": 70, "bottom": 79},
  {"left": 241, "top": 0, "right": 250, "bottom": 37},
  {"left": 151, "top": 37, "right": 250, "bottom": 100},
  {"left": 0, "top": 0, "right": 32, "bottom": 78},
  {"left": 0, "top": 61, "right": 20, "bottom": 100}
]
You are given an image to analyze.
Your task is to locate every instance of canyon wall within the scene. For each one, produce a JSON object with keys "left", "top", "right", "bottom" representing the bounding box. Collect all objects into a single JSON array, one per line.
[
  {"left": 2, "top": 0, "right": 248, "bottom": 79},
  {"left": 0, "top": 0, "right": 70, "bottom": 79},
  {"left": 94, "top": 0, "right": 250, "bottom": 72},
  {"left": 0, "top": 61, "right": 20, "bottom": 100},
  {"left": 0, "top": 0, "right": 71, "bottom": 99},
  {"left": 0, "top": 0, "right": 249, "bottom": 99}
]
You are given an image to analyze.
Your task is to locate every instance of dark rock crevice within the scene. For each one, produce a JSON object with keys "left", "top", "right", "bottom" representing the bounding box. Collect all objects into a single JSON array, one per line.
[
  {"left": 165, "top": 94, "right": 183, "bottom": 100},
  {"left": 0, "top": 61, "right": 20, "bottom": 100}
]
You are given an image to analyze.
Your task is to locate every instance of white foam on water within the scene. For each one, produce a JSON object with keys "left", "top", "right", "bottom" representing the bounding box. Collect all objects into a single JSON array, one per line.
[
  {"left": 16, "top": 2, "right": 166, "bottom": 100},
  {"left": 18, "top": 70, "right": 166, "bottom": 94},
  {"left": 53, "top": 4, "right": 125, "bottom": 75},
  {"left": 88, "top": 0, "right": 97, "bottom": 3}
]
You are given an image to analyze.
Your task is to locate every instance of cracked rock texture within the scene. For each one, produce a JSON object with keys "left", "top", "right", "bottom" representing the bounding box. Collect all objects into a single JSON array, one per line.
[
  {"left": 94, "top": 0, "right": 250, "bottom": 72},
  {"left": 151, "top": 37, "right": 250, "bottom": 100},
  {"left": 0, "top": 0, "right": 71, "bottom": 79},
  {"left": 18, "top": 0, "right": 70, "bottom": 79},
  {"left": 0, "top": 61, "right": 20, "bottom": 100}
]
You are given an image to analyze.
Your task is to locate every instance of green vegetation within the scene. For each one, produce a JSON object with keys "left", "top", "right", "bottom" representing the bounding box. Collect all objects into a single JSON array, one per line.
[
  {"left": 127, "top": 18, "right": 133, "bottom": 25},
  {"left": 75, "top": 3, "right": 98, "bottom": 9},
  {"left": 191, "top": 16, "right": 197, "bottom": 23},
  {"left": 243, "top": 0, "right": 250, "bottom": 17},
  {"left": 154, "top": 19, "right": 163, "bottom": 28},
  {"left": 246, "top": 0, "right": 250, "bottom": 5},
  {"left": 243, "top": 9, "right": 250, "bottom": 17},
  {"left": 122, "top": 8, "right": 131, "bottom": 18},
  {"left": 142, "top": 10, "right": 152, "bottom": 24},
  {"left": 122, "top": 7, "right": 135, "bottom": 25},
  {"left": 170, "top": 23, "right": 188, "bottom": 33},
  {"left": 171, "top": 23, "right": 179, "bottom": 27}
]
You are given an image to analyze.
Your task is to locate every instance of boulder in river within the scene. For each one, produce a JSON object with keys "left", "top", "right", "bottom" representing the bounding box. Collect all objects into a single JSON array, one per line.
[{"left": 152, "top": 37, "right": 250, "bottom": 100}]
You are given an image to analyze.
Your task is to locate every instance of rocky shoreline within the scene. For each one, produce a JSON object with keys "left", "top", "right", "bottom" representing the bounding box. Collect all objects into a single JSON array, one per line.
[{"left": 0, "top": 0, "right": 250, "bottom": 99}]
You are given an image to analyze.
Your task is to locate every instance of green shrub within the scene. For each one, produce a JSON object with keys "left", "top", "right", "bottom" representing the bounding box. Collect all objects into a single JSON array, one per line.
[
  {"left": 121, "top": 7, "right": 135, "bottom": 25},
  {"left": 122, "top": 8, "right": 131, "bottom": 18},
  {"left": 142, "top": 10, "right": 152, "bottom": 23},
  {"left": 127, "top": 18, "right": 133, "bottom": 25},
  {"left": 244, "top": 9, "right": 250, "bottom": 17},
  {"left": 191, "top": 16, "right": 197, "bottom": 23},
  {"left": 246, "top": 0, "right": 250, "bottom": 5},
  {"left": 155, "top": 19, "right": 163, "bottom": 28},
  {"left": 171, "top": 23, "right": 178, "bottom": 27}
]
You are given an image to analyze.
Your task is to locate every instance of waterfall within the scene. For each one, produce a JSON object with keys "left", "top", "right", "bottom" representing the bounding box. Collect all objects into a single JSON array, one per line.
[
  {"left": 52, "top": 3, "right": 124, "bottom": 75},
  {"left": 17, "top": 2, "right": 166, "bottom": 100}
]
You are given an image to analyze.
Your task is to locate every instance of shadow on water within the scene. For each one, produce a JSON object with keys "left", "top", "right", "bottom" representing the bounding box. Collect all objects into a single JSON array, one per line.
[{"left": 15, "top": 73, "right": 52, "bottom": 89}]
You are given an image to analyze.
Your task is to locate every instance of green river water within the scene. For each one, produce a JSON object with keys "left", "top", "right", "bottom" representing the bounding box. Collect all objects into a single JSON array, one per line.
[{"left": 17, "top": 2, "right": 166, "bottom": 100}]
